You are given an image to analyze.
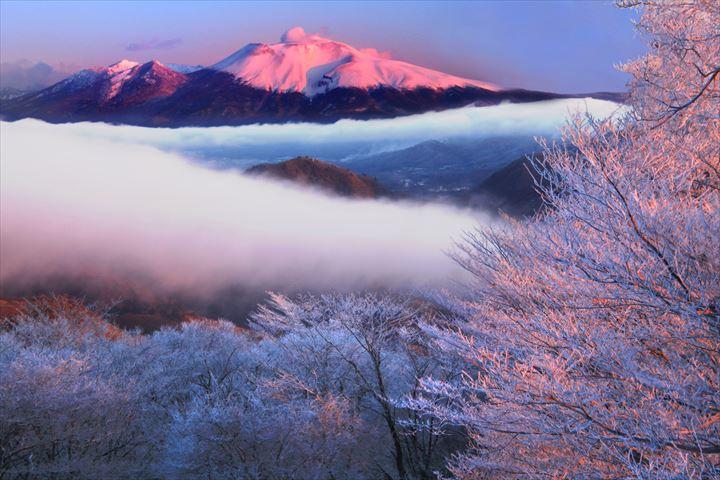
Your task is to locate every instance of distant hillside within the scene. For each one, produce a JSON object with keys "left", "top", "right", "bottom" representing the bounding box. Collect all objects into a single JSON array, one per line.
[
  {"left": 246, "top": 156, "right": 386, "bottom": 198},
  {"left": 343, "top": 136, "right": 539, "bottom": 197},
  {"left": 469, "top": 153, "right": 547, "bottom": 217}
]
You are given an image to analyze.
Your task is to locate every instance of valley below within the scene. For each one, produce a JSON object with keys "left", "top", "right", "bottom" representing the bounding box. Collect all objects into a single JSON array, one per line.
[{"left": 0, "top": 98, "right": 621, "bottom": 330}]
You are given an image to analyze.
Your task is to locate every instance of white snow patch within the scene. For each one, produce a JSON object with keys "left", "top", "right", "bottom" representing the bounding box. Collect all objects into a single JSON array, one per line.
[{"left": 167, "top": 63, "right": 204, "bottom": 74}]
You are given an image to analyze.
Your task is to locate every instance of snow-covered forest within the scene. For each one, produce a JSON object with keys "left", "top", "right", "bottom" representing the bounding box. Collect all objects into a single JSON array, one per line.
[{"left": 1, "top": 2, "right": 718, "bottom": 479}]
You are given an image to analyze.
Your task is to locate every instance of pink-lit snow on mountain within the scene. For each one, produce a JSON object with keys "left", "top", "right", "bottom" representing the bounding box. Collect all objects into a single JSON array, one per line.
[
  {"left": 101, "top": 60, "right": 141, "bottom": 100},
  {"left": 212, "top": 27, "right": 499, "bottom": 96},
  {"left": 47, "top": 59, "right": 187, "bottom": 103},
  {"left": 51, "top": 59, "right": 142, "bottom": 99},
  {"left": 104, "top": 59, "right": 140, "bottom": 75}
]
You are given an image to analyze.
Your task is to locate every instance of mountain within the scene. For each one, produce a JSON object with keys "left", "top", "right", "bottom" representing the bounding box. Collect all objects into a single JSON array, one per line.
[
  {"left": 212, "top": 27, "right": 497, "bottom": 96},
  {"left": 342, "top": 136, "right": 539, "bottom": 197},
  {"left": 0, "top": 27, "right": 620, "bottom": 126},
  {"left": 246, "top": 156, "right": 385, "bottom": 198},
  {"left": 0, "top": 87, "right": 26, "bottom": 101},
  {"left": 165, "top": 63, "right": 204, "bottom": 74},
  {"left": 2, "top": 60, "right": 188, "bottom": 121},
  {"left": 468, "top": 153, "right": 546, "bottom": 217}
]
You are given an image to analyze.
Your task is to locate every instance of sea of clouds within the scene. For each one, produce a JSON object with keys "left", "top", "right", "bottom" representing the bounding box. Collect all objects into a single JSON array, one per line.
[
  {"left": 0, "top": 99, "right": 623, "bottom": 296},
  {"left": 58, "top": 97, "right": 626, "bottom": 169},
  {"left": 0, "top": 120, "right": 484, "bottom": 295}
]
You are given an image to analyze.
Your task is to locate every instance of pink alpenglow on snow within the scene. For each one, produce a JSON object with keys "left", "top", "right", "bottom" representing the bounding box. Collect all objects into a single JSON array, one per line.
[
  {"left": 212, "top": 27, "right": 499, "bottom": 96},
  {"left": 51, "top": 59, "right": 189, "bottom": 103}
]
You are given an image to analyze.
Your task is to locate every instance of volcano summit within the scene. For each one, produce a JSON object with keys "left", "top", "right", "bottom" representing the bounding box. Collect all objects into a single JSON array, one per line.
[{"left": 0, "top": 27, "right": 617, "bottom": 127}]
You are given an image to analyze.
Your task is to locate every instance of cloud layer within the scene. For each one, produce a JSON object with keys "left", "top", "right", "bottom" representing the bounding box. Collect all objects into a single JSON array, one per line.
[
  {"left": 74, "top": 98, "right": 623, "bottom": 153},
  {"left": 1, "top": 120, "right": 485, "bottom": 296}
]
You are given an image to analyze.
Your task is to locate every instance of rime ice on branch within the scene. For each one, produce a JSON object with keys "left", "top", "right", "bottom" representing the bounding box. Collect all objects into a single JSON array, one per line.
[{"left": 411, "top": 1, "right": 720, "bottom": 478}]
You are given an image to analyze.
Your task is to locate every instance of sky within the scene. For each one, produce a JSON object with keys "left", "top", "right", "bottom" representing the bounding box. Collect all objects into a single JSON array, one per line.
[{"left": 0, "top": 1, "right": 646, "bottom": 93}]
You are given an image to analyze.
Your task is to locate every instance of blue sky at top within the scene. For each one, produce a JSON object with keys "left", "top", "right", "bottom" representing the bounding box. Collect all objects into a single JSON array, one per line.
[{"left": 0, "top": 1, "right": 646, "bottom": 92}]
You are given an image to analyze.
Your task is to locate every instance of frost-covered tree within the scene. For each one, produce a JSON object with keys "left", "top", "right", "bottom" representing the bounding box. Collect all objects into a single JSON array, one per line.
[
  {"left": 412, "top": 1, "right": 719, "bottom": 478},
  {"left": 251, "top": 293, "right": 466, "bottom": 480},
  {"left": 1, "top": 294, "right": 461, "bottom": 480},
  {"left": 146, "top": 318, "right": 370, "bottom": 480},
  {"left": 0, "top": 297, "right": 150, "bottom": 479}
]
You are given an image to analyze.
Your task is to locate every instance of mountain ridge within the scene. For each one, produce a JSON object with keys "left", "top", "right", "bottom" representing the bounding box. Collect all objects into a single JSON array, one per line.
[{"left": 0, "top": 28, "right": 625, "bottom": 126}]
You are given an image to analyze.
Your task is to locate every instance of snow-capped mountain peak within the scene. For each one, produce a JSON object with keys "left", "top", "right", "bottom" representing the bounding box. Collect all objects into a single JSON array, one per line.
[
  {"left": 100, "top": 60, "right": 142, "bottom": 99},
  {"left": 39, "top": 59, "right": 187, "bottom": 103},
  {"left": 166, "top": 63, "right": 204, "bottom": 74},
  {"left": 211, "top": 27, "right": 498, "bottom": 96},
  {"left": 105, "top": 59, "right": 140, "bottom": 75}
]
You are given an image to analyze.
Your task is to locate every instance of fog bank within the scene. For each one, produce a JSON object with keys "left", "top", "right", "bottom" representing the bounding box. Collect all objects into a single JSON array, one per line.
[
  {"left": 1, "top": 120, "right": 486, "bottom": 296},
  {"left": 57, "top": 98, "right": 623, "bottom": 161}
]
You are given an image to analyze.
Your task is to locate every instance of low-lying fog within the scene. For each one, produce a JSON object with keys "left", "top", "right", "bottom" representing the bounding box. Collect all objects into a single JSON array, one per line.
[
  {"left": 70, "top": 98, "right": 623, "bottom": 168},
  {"left": 1, "top": 99, "right": 622, "bottom": 319},
  {"left": 1, "top": 120, "right": 486, "bottom": 297}
]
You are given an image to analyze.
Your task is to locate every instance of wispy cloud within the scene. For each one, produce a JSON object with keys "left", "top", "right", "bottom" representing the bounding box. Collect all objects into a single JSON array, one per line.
[{"left": 125, "top": 37, "right": 182, "bottom": 52}]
